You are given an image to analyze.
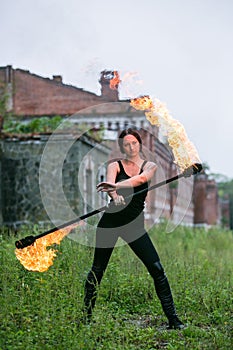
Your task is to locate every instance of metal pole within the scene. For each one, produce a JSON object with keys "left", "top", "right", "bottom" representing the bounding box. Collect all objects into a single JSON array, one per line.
[{"left": 15, "top": 163, "right": 202, "bottom": 249}]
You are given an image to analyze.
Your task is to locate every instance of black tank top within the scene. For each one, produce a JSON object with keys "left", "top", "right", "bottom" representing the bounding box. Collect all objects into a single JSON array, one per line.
[{"left": 115, "top": 160, "right": 149, "bottom": 215}]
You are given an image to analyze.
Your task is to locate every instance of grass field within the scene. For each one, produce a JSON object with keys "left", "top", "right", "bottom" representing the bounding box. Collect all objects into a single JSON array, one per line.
[{"left": 0, "top": 224, "right": 232, "bottom": 349}]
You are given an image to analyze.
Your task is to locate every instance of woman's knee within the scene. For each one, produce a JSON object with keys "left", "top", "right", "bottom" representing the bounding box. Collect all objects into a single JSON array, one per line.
[
  {"left": 148, "top": 261, "right": 167, "bottom": 279},
  {"left": 86, "top": 265, "right": 104, "bottom": 285}
]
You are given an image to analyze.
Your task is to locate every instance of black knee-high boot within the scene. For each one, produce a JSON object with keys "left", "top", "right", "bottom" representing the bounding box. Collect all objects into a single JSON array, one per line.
[
  {"left": 151, "top": 261, "right": 184, "bottom": 329},
  {"left": 83, "top": 266, "right": 103, "bottom": 321}
]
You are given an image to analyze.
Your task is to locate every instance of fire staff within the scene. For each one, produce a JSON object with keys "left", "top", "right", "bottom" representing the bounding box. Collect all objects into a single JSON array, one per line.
[{"left": 83, "top": 128, "right": 185, "bottom": 329}]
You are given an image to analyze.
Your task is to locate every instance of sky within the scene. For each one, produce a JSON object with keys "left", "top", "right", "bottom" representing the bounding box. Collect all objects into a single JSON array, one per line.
[{"left": 1, "top": 0, "right": 233, "bottom": 179}]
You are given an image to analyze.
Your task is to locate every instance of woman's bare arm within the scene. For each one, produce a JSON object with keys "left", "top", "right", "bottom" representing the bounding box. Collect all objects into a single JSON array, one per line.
[
  {"left": 97, "top": 162, "right": 157, "bottom": 192},
  {"left": 105, "top": 162, "right": 118, "bottom": 199},
  {"left": 102, "top": 162, "right": 125, "bottom": 205}
]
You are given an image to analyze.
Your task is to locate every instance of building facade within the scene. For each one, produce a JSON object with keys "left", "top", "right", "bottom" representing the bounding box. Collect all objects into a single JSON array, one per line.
[{"left": 0, "top": 65, "right": 228, "bottom": 228}]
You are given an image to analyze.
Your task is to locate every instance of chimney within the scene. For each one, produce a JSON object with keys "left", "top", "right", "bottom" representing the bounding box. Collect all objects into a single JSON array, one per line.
[
  {"left": 99, "top": 70, "right": 119, "bottom": 101},
  {"left": 5, "top": 65, "right": 12, "bottom": 84},
  {"left": 5, "top": 65, "right": 13, "bottom": 112},
  {"left": 53, "top": 75, "right": 63, "bottom": 83}
]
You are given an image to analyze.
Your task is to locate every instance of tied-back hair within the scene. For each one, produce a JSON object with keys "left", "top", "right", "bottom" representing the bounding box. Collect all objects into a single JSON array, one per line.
[{"left": 118, "top": 128, "right": 145, "bottom": 156}]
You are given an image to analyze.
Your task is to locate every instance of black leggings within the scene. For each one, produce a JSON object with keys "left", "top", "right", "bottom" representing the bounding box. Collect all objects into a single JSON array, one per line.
[
  {"left": 90, "top": 231, "right": 160, "bottom": 283},
  {"left": 85, "top": 229, "right": 178, "bottom": 321}
]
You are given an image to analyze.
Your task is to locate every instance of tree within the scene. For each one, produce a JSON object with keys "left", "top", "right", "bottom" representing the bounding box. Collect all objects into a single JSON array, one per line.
[{"left": 217, "top": 179, "right": 233, "bottom": 230}]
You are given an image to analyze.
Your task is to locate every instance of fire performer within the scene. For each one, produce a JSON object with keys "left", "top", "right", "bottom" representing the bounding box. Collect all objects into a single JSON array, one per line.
[{"left": 83, "top": 128, "right": 185, "bottom": 329}]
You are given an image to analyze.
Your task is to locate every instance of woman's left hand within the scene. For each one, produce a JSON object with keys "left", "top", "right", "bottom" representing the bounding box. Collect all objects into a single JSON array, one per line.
[
  {"left": 96, "top": 182, "right": 117, "bottom": 193},
  {"left": 113, "top": 195, "right": 125, "bottom": 206}
]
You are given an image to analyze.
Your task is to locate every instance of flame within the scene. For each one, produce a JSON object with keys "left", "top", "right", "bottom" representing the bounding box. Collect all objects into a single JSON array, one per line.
[
  {"left": 130, "top": 95, "right": 155, "bottom": 112},
  {"left": 130, "top": 96, "right": 201, "bottom": 171},
  {"left": 15, "top": 223, "right": 79, "bottom": 272},
  {"left": 110, "top": 71, "right": 121, "bottom": 90}
]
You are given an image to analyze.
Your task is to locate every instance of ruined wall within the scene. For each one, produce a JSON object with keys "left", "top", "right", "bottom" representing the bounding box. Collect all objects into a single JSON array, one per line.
[
  {"left": 13, "top": 69, "right": 107, "bottom": 116},
  {"left": 0, "top": 135, "right": 109, "bottom": 226},
  {"left": 0, "top": 66, "right": 121, "bottom": 117},
  {"left": 193, "top": 174, "right": 219, "bottom": 226}
]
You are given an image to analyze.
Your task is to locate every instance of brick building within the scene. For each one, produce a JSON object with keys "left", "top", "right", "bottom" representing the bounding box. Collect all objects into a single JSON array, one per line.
[
  {"left": 0, "top": 65, "right": 227, "bottom": 228},
  {"left": 193, "top": 174, "right": 219, "bottom": 226},
  {"left": 0, "top": 66, "right": 120, "bottom": 118}
]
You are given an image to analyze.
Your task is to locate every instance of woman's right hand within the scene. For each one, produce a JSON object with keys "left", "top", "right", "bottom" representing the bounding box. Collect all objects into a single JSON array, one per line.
[{"left": 96, "top": 182, "right": 117, "bottom": 192}]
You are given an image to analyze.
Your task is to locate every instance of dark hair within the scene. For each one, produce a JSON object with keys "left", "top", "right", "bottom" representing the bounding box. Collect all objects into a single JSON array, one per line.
[{"left": 118, "top": 128, "right": 143, "bottom": 153}]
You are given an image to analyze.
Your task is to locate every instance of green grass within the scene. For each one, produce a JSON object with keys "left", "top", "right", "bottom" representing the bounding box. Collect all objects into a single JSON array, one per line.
[{"left": 0, "top": 224, "right": 232, "bottom": 349}]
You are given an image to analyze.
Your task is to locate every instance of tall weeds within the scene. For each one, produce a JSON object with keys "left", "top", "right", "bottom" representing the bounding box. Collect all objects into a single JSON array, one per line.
[{"left": 0, "top": 225, "right": 232, "bottom": 349}]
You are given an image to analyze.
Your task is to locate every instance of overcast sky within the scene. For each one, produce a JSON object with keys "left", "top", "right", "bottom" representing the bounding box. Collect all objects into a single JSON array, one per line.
[{"left": 1, "top": 0, "right": 233, "bottom": 178}]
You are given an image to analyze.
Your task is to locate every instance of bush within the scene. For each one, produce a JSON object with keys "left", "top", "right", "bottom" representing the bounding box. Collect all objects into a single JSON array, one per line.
[{"left": 3, "top": 115, "right": 64, "bottom": 134}]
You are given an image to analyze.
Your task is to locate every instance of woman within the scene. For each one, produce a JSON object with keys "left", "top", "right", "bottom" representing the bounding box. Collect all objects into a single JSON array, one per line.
[{"left": 83, "top": 128, "right": 184, "bottom": 329}]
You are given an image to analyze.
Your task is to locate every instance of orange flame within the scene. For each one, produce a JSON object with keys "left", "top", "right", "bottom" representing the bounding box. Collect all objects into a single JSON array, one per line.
[
  {"left": 110, "top": 71, "right": 121, "bottom": 90},
  {"left": 130, "top": 95, "right": 154, "bottom": 111},
  {"left": 130, "top": 96, "right": 201, "bottom": 171},
  {"left": 15, "top": 223, "right": 79, "bottom": 272}
]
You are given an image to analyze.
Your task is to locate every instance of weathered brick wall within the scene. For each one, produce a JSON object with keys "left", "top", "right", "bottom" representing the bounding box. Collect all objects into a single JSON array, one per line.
[
  {"left": 12, "top": 69, "right": 107, "bottom": 116},
  {"left": 0, "top": 69, "right": 5, "bottom": 86},
  {"left": 0, "top": 135, "right": 109, "bottom": 226},
  {"left": 204, "top": 180, "right": 219, "bottom": 225},
  {"left": 193, "top": 175, "right": 219, "bottom": 225},
  {"left": 193, "top": 175, "right": 208, "bottom": 224},
  {"left": 0, "top": 66, "right": 117, "bottom": 117},
  {"left": 0, "top": 139, "right": 45, "bottom": 224}
]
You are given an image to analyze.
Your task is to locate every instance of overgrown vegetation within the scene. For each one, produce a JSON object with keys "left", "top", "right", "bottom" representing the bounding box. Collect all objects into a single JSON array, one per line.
[
  {"left": 0, "top": 224, "right": 232, "bottom": 349},
  {"left": 2, "top": 116, "right": 105, "bottom": 142},
  {"left": 3, "top": 115, "right": 65, "bottom": 134}
]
